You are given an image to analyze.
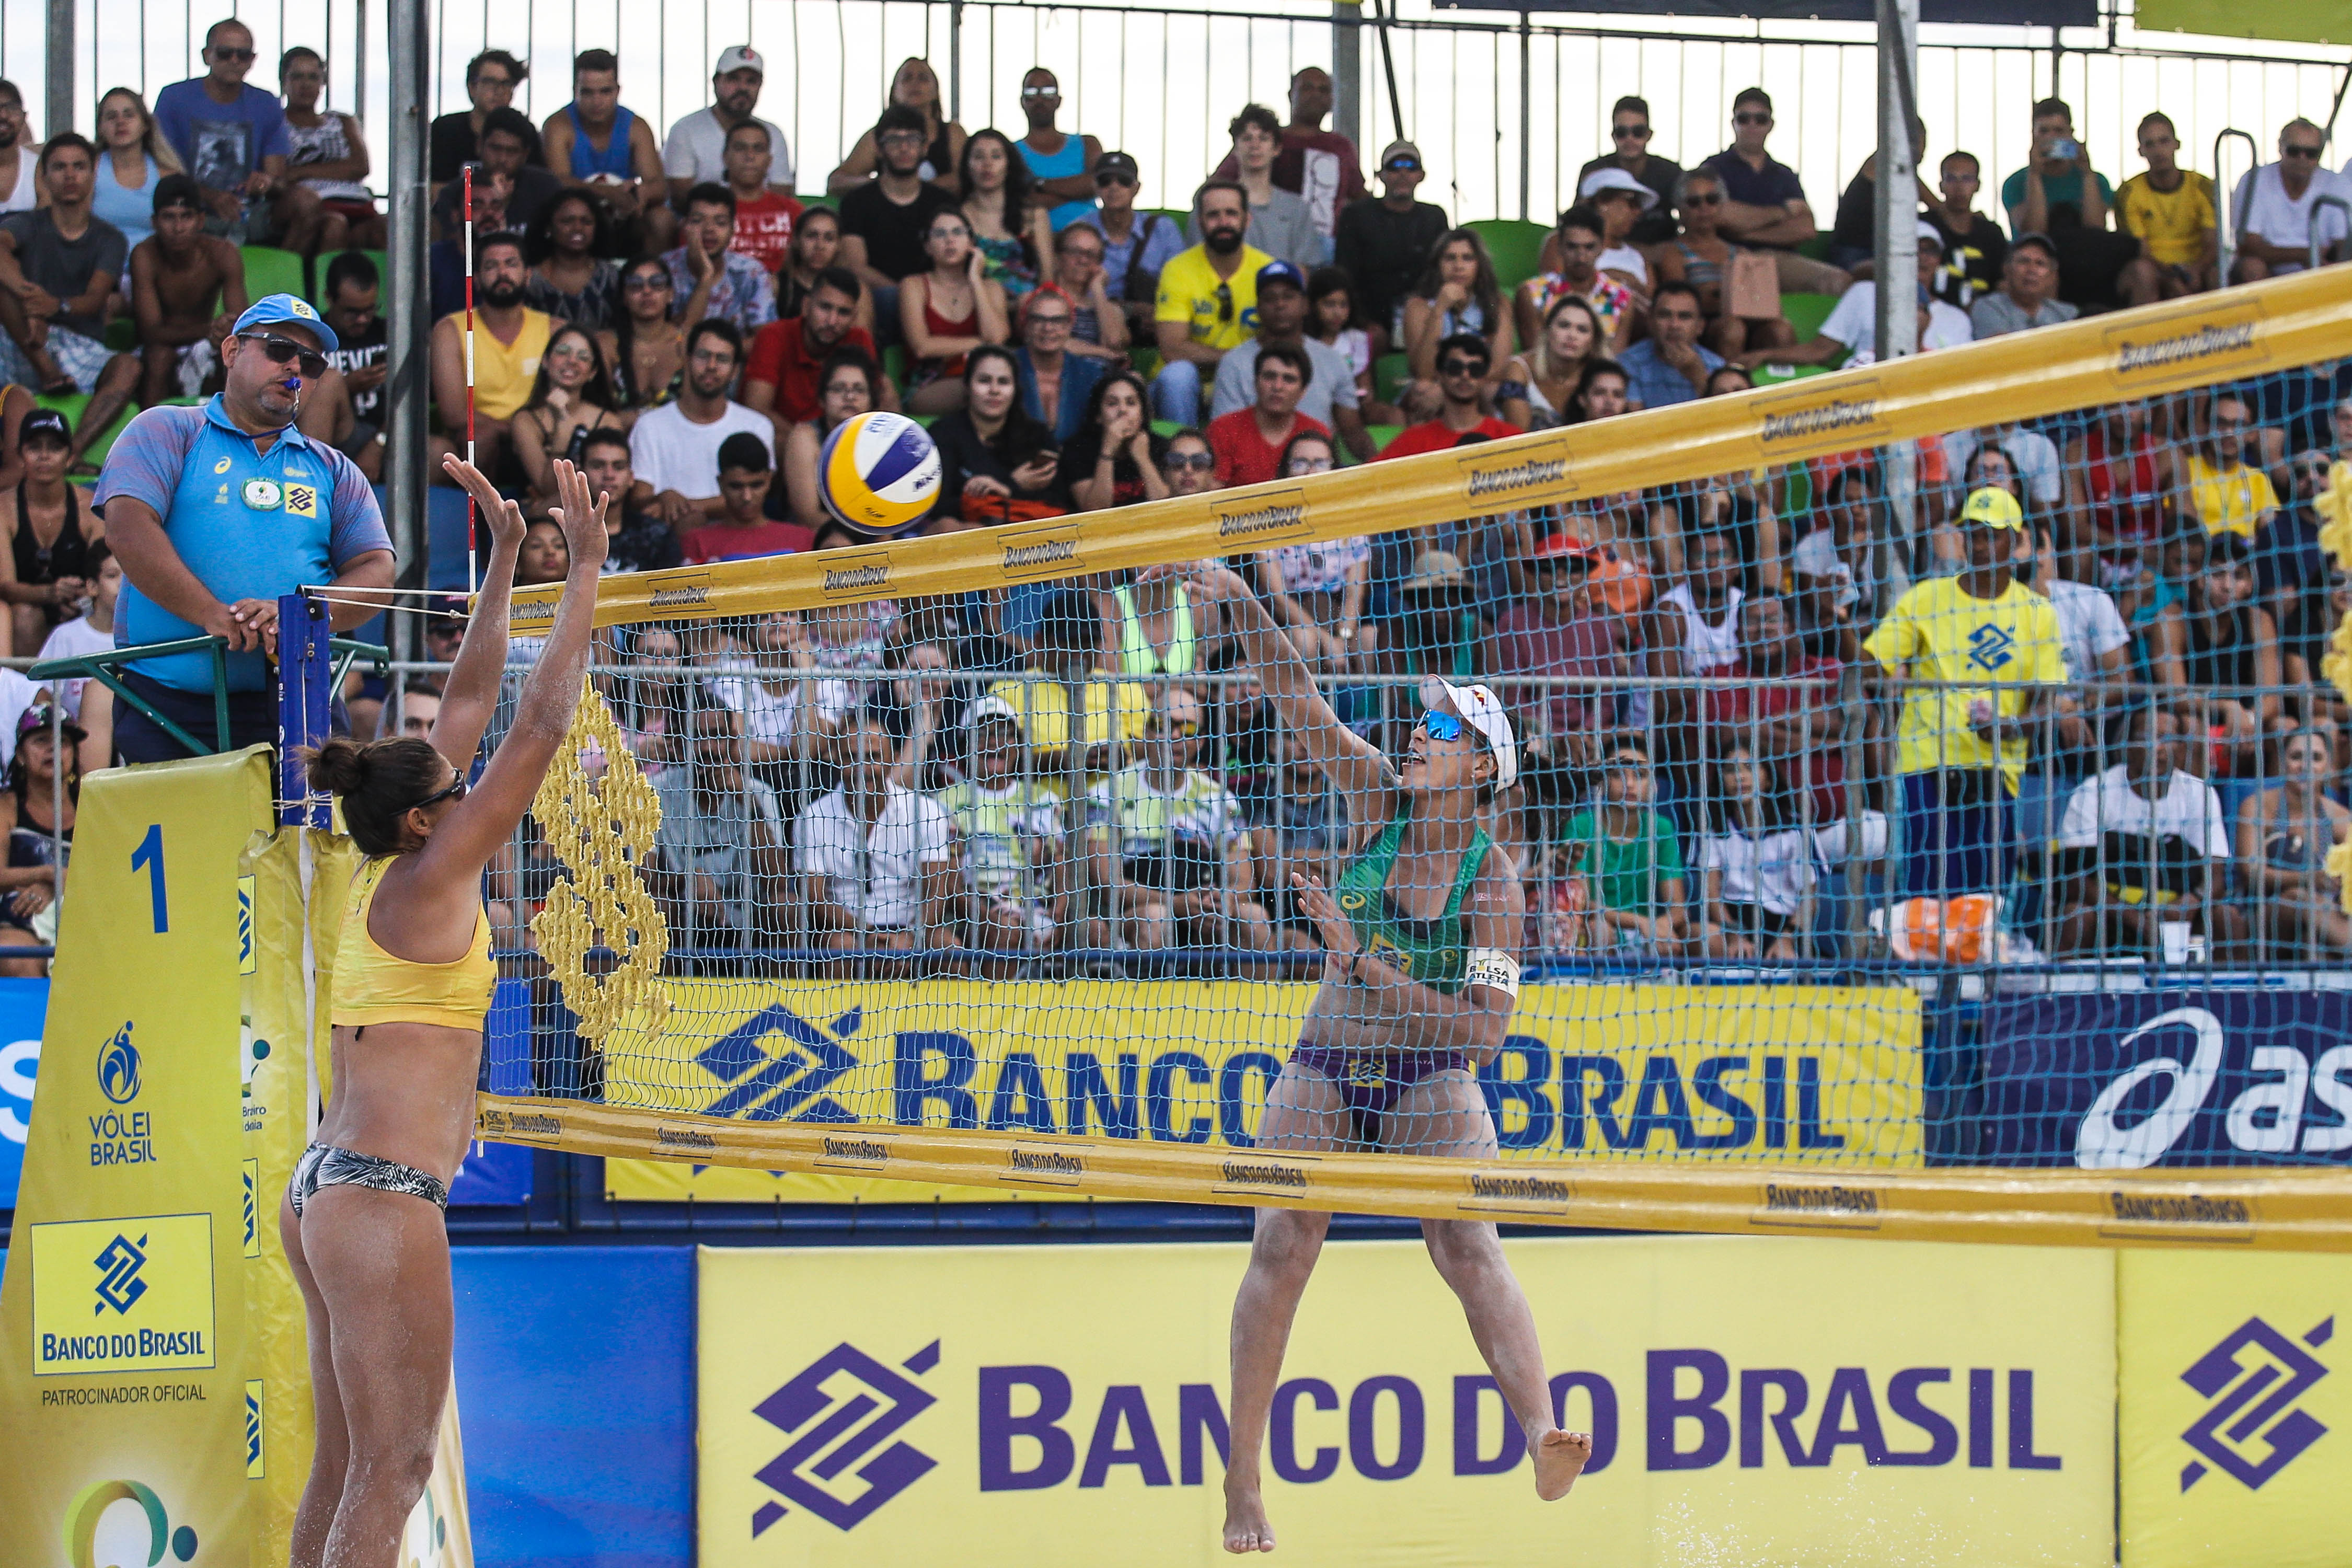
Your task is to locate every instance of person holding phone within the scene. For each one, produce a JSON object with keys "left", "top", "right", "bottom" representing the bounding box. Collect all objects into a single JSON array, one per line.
[{"left": 2001, "top": 96, "right": 2162, "bottom": 309}]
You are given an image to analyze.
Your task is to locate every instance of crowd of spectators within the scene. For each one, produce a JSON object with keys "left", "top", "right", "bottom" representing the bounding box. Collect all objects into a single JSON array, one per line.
[{"left": 7, "top": 31, "right": 2348, "bottom": 974}]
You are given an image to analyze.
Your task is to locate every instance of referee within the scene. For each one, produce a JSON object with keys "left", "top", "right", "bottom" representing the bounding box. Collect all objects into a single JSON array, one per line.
[{"left": 95, "top": 294, "right": 395, "bottom": 763}]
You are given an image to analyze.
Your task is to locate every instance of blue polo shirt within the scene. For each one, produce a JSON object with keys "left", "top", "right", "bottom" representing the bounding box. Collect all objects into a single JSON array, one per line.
[{"left": 94, "top": 397, "right": 391, "bottom": 692}]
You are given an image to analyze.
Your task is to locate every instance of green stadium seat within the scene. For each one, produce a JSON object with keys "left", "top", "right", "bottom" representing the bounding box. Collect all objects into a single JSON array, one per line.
[
  {"left": 1795, "top": 231, "right": 1833, "bottom": 261},
  {"left": 240, "top": 245, "right": 309, "bottom": 305},
  {"left": 103, "top": 317, "right": 137, "bottom": 353},
  {"left": 1365, "top": 424, "right": 1402, "bottom": 452},
  {"left": 311, "top": 248, "right": 388, "bottom": 307},
  {"left": 1781, "top": 292, "right": 1839, "bottom": 343},
  {"left": 1750, "top": 362, "right": 1834, "bottom": 387},
  {"left": 38, "top": 391, "right": 139, "bottom": 468},
  {"left": 1466, "top": 218, "right": 1549, "bottom": 295},
  {"left": 1149, "top": 420, "right": 1183, "bottom": 440},
  {"left": 1373, "top": 352, "right": 1410, "bottom": 408},
  {"left": 881, "top": 344, "right": 907, "bottom": 387},
  {"left": 1128, "top": 346, "right": 1162, "bottom": 379}
]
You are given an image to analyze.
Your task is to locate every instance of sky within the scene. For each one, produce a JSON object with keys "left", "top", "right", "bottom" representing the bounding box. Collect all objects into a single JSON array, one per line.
[{"left": 4, "top": 0, "right": 2349, "bottom": 227}]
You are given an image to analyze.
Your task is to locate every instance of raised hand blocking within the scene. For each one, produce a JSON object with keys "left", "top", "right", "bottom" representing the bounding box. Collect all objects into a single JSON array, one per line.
[
  {"left": 546, "top": 458, "right": 610, "bottom": 572},
  {"left": 439, "top": 452, "right": 528, "bottom": 552}
]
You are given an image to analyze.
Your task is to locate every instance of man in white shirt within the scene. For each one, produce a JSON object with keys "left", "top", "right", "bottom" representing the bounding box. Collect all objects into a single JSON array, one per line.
[
  {"left": 2017, "top": 522, "right": 2129, "bottom": 756},
  {"left": 663, "top": 45, "right": 793, "bottom": 205},
  {"left": 1735, "top": 222, "right": 1971, "bottom": 372},
  {"left": 629, "top": 318, "right": 775, "bottom": 528},
  {"left": 797, "top": 710, "right": 958, "bottom": 953},
  {"left": 2233, "top": 118, "right": 2345, "bottom": 282},
  {"left": 2054, "top": 707, "right": 2246, "bottom": 960}
]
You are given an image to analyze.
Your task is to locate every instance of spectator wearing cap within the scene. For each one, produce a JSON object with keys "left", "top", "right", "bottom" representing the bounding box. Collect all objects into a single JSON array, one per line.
[
  {"left": 1862, "top": 484, "right": 2064, "bottom": 899},
  {"left": 95, "top": 293, "right": 394, "bottom": 762},
  {"left": 1377, "top": 333, "right": 1521, "bottom": 460},
  {"left": 1615, "top": 281, "right": 1723, "bottom": 411},
  {"left": 543, "top": 48, "right": 676, "bottom": 255},
  {"left": 1151, "top": 181, "right": 1273, "bottom": 425},
  {"left": 430, "top": 50, "right": 533, "bottom": 195},
  {"left": 1206, "top": 347, "right": 1328, "bottom": 488},
  {"left": 744, "top": 267, "right": 892, "bottom": 436},
  {"left": 1078, "top": 151, "right": 1185, "bottom": 338},
  {"left": 153, "top": 18, "right": 327, "bottom": 251},
  {"left": 131, "top": 174, "right": 249, "bottom": 408},
  {"left": 1924, "top": 150, "right": 2009, "bottom": 307},
  {"left": 937, "top": 694, "right": 1067, "bottom": 958},
  {"left": 0, "top": 136, "right": 140, "bottom": 464},
  {"left": 664, "top": 182, "right": 778, "bottom": 337},
  {"left": 1013, "top": 286, "right": 1104, "bottom": 444},
  {"left": 1968, "top": 232, "right": 2076, "bottom": 339},
  {"left": 1192, "top": 105, "right": 1328, "bottom": 269},
  {"left": 2230, "top": 117, "right": 2349, "bottom": 283},
  {"left": 1700, "top": 88, "right": 1851, "bottom": 295},
  {"left": 0, "top": 408, "right": 101, "bottom": 654},
  {"left": 1578, "top": 96, "right": 1684, "bottom": 247},
  {"left": 1379, "top": 548, "right": 1483, "bottom": 689},
  {"left": 428, "top": 232, "right": 555, "bottom": 485},
  {"left": 1736, "top": 222, "right": 1973, "bottom": 371},
  {"left": 1333, "top": 141, "right": 1449, "bottom": 355},
  {"left": 664, "top": 45, "right": 795, "bottom": 206},
  {"left": 1544, "top": 168, "right": 1657, "bottom": 299},
  {"left": 1209, "top": 260, "right": 1374, "bottom": 463},
  {"left": 1516, "top": 204, "right": 1636, "bottom": 358},
  {"left": 2002, "top": 96, "right": 2163, "bottom": 309},
  {"left": 1013, "top": 68, "right": 1105, "bottom": 233},
  {"left": 1208, "top": 67, "right": 1366, "bottom": 244}
]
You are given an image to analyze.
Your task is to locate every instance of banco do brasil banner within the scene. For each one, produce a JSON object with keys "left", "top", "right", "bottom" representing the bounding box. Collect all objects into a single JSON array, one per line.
[
  {"left": 700, "top": 1235, "right": 2112, "bottom": 1567},
  {"left": 1980, "top": 990, "right": 2352, "bottom": 1168},
  {"left": 603, "top": 979, "right": 1922, "bottom": 1202}
]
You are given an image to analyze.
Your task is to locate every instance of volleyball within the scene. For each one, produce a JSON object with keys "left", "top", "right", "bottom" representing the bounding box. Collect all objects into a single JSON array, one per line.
[{"left": 817, "top": 410, "right": 943, "bottom": 536}]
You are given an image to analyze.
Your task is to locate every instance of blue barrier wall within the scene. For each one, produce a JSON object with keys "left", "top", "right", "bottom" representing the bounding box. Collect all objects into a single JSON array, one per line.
[{"left": 452, "top": 1245, "right": 697, "bottom": 1568}]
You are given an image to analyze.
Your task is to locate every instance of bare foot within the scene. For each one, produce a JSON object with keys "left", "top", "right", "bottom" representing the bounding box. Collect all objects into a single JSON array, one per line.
[
  {"left": 1223, "top": 1480, "right": 1276, "bottom": 1553},
  {"left": 1531, "top": 1428, "right": 1592, "bottom": 1501}
]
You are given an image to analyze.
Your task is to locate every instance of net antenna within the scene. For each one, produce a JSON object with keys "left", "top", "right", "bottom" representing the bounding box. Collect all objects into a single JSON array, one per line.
[{"left": 463, "top": 162, "right": 478, "bottom": 598}]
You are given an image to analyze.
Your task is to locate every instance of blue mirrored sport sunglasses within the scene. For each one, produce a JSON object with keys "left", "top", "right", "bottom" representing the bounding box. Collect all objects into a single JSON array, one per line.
[{"left": 1420, "top": 711, "right": 1465, "bottom": 742}]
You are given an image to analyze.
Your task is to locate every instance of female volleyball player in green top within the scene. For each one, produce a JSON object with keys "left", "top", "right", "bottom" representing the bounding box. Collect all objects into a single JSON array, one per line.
[{"left": 1155, "top": 562, "right": 1591, "bottom": 1555}]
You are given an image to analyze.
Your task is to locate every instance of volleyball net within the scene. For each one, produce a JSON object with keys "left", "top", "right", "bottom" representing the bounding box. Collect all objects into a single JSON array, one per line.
[{"left": 464, "top": 266, "right": 2352, "bottom": 1250}]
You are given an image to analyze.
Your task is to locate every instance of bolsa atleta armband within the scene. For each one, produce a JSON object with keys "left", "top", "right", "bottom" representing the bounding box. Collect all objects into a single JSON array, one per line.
[{"left": 1465, "top": 948, "right": 1521, "bottom": 998}]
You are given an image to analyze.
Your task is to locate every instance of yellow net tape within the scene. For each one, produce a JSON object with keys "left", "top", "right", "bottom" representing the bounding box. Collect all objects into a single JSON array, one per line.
[
  {"left": 2315, "top": 463, "right": 2352, "bottom": 907},
  {"left": 526, "top": 685, "right": 670, "bottom": 1042}
]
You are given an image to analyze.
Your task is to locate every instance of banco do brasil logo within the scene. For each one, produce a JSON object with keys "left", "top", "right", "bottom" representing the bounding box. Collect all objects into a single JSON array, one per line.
[
  {"left": 2180, "top": 1315, "right": 2331, "bottom": 1490},
  {"left": 64, "top": 1478, "right": 199, "bottom": 1568},
  {"left": 97, "top": 1021, "right": 140, "bottom": 1104},
  {"left": 93, "top": 1232, "right": 149, "bottom": 1315},
  {"left": 748, "top": 1341, "right": 940, "bottom": 1535}
]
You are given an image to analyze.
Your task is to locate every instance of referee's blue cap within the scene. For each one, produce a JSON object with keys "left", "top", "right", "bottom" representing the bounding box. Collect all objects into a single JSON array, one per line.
[{"left": 232, "top": 293, "right": 340, "bottom": 353}]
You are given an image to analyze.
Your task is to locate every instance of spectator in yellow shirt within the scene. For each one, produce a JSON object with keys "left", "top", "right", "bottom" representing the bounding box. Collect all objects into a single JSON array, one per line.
[
  {"left": 982, "top": 588, "right": 1149, "bottom": 783},
  {"left": 1150, "top": 181, "right": 1273, "bottom": 425},
  {"left": 2116, "top": 111, "right": 2217, "bottom": 295},
  {"left": 2179, "top": 394, "right": 2279, "bottom": 540},
  {"left": 1863, "top": 486, "right": 2066, "bottom": 898}
]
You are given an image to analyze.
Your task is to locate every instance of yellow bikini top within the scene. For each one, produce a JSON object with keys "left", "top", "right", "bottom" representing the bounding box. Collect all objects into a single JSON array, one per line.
[{"left": 330, "top": 856, "right": 497, "bottom": 1030}]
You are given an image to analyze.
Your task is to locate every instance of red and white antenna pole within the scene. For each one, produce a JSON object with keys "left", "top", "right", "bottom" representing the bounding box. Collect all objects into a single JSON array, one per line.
[{"left": 463, "top": 163, "right": 478, "bottom": 597}]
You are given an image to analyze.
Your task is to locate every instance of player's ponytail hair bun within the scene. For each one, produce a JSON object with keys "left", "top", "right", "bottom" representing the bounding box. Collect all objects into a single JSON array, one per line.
[{"left": 303, "top": 736, "right": 452, "bottom": 856}]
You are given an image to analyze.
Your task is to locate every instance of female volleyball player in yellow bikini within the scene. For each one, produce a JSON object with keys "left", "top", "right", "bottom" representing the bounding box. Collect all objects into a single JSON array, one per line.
[
  {"left": 1157, "top": 563, "right": 1591, "bottom": 1556},
  {"left": 280, "top": 454, "right": 605, "bottom": 1568}
]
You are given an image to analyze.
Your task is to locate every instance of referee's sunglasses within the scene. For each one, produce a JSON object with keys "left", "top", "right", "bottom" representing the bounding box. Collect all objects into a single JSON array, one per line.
[{"left": 242, "top": 331, "right": 329, "bottom": 379}]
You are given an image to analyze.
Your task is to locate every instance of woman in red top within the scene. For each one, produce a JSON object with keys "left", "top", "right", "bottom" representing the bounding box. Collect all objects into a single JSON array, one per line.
[{"left": 900, "top": 209, "right": 1009, "bottom": 414}]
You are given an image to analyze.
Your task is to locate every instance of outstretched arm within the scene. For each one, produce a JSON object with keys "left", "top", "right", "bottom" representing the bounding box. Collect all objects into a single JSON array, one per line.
[
  {"left": 411, "top": 459, "right": 608, "bottom": 893},
  {"left": 1166, "top": 561, "right": 1395, "bottom": 811},
  {"left": 431, "top": 454, "right": 528, "bottom": 768}
]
